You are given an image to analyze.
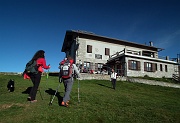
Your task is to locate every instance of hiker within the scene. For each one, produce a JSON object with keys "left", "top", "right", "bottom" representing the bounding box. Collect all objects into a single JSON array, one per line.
[
  {"left": 24, "top": 50, "right": 50, "bottom": 103},
  {"left": 60, "top": 56, "right": 80, "bottom": 107},
  {"left": 110, "top": 68, "right": 117, "bottom": 90}
]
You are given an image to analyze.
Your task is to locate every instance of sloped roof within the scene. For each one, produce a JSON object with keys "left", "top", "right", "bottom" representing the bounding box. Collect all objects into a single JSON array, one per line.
[{"left": 62, "top": 30, "right": 163, "bottom": 52}]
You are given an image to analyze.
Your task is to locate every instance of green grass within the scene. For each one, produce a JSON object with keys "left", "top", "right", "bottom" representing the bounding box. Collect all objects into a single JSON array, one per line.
[{"left": 0, "top": 74, "right": 180, "bottom": 123}]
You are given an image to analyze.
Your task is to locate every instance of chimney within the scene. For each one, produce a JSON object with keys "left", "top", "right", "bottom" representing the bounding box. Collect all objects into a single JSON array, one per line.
[
  {"left": 177, "top": 58, "right": 180, "bottom": 63},
  {"left": 166, "top": 56, "right": 169, "bottom": 60},
  {"left": 149, "top": 41, "right": 153, "bottom": 46}
]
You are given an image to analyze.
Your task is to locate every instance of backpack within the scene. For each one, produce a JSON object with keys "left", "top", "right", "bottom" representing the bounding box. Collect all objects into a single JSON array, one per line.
[
  {"left": 25, "top": 60, "right": 38, "bottom": 74},
  {"left": 60, "top": 60, "right": 73, "bottom": 79}
]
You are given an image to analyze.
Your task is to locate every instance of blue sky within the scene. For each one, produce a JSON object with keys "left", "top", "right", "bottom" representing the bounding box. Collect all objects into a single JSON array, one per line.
[{"left": 0, "top": 0, "right": 180, "bottom": 72}]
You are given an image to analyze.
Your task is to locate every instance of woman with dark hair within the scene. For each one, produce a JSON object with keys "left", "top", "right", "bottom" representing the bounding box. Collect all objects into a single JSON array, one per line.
[{"left": 25, "top": 50, "right": 50, "bottom": 103}]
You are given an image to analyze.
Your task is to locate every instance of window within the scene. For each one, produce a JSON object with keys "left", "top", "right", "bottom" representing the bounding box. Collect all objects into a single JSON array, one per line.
[
  {"left": 147, "top": 63, "right": 152, "bottom": 71},
  {"left": 98, "top": 64, "right": 103, "bottom": 71},
  {"left": 160, "top": 64, "right": 163, "bottom": 71},
  {"left": 144, "top": 62, "right": 156, "bottom": 72},
  {"left": 83, "top": 61, "right": 90, "bottom": 73},
  {"left": 128, "top": 60, "right": 140, "bottom": 71},
  {"left": 95, "top": 63, "right": 103, "bottom": 72},
  {"left": 87, "top": 45, "right": 92, "bottom": 53},
  {"left": 95, "top": 54, "right": 102, "bottom": 59},
  {"left": 105, "top": 48, "right": 110, "bottom": 55},
  {"left": 142, "top": 51, "right": 154, "bottom": 57},
  {"left": 155, "top": 63, "right": 157, "bottom": 71},
  {"left": 132, "top": 61, "right": 137, "bottom": 70},
  {"left": 165, "top": 65, "right": 168, "bottom": 72}
]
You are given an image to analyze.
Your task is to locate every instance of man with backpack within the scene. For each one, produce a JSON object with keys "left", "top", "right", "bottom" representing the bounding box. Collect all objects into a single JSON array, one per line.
[{"left": 59, "top": 56, "right": 80, "bottom": 107}]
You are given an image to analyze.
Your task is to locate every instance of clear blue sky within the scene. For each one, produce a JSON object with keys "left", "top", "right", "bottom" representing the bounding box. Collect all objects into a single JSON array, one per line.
[{"left": 0, "top": 0, "right": 180, "bottom": 72}]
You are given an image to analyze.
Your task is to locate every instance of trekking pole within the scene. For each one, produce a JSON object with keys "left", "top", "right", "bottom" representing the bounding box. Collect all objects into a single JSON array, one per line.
[
  {"left": 78, "top": 78, "right": 80, "bottom": 103},
  {"left": 49, "top": 78, "right": 61, "bottom": 106},
  {"left": 38, "top": 89, "right": 43, "bottom": 100},
  {"left": 44, "top": 69, "right": 49, "bottom": 95}
]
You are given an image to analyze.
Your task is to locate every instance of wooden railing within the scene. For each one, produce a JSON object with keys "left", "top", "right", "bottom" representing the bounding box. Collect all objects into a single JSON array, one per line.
[{"left": 110, "top": 49, "right": 125, "bottom": 58}]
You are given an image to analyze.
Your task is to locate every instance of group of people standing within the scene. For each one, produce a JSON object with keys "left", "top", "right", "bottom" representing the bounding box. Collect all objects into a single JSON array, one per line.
[{"left": 24, "top": 50, "right": 118, "bottom": 107}]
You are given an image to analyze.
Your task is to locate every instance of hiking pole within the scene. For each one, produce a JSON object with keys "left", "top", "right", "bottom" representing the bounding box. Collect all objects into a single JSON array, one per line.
[
  {"left": 44, "top": 69, "right": 49, "bottom": 95},
  {"left": 78, "top": 78, "right": 80, "bottom": 103},
  {"left": 38, "top": 89, "right": 43, "bottom": 100},
  {"left": 49, "top": 78, "right": 62, "bottom": 106}
]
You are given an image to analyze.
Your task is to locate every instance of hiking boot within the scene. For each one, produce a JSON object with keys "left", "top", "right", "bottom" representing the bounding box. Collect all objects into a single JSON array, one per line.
[
  {"left": 61, "top": 101, "right": 69, "bottom": 107},
  {"left": 27, "top": 97, "right": 31, "bottom": 101},
  {"left": 30, "top": 100, "right": 37, "bottom": 103}
]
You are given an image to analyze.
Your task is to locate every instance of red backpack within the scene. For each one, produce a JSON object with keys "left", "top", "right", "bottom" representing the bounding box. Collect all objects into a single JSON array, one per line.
[{"left": 60, "top": 60, "right": 73, "bottom": 79}]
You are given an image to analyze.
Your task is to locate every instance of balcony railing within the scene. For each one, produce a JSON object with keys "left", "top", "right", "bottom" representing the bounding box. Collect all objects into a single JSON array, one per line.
[{"left": 109, "top": 48, "right": 179, "bottom": 63}]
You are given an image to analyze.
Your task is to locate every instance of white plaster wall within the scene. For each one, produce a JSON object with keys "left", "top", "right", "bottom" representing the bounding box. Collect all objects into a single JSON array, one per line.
[{"left": 76, "top": 38, "right": 156, "bottom": 63}]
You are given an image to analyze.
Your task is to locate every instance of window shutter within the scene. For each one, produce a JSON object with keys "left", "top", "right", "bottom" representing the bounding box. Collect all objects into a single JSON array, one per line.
[
  {"left": 137, "top": 61, "right": 141, "bottom": 71},
  {"left": 155, "top": 63, "right": 157, "bottom": 71},
  {"left": 95, "top": 63, "right": 98, "bottom": 71},
  {"left": 105, "top": 48, "right": 110, "bottom": 55},
  {"left": 90, "top": 45, "right": 92, "bottom": 53},
  {"left": 144, "top": 62, "right": 147, "bottom": 71},
  {"left": 87, "top": 45, "right": 89, "bottom": 53},
  {"left": 128, "top": 60, "right": 132, "bottom": 70},
  {"left": 152, "top": 63, "right": 155, "bottom": 72},
  {"left": 160, "top": 64, "right": 163, "bottom": 71},
  {"left": 165, "top": 65, "right": 168, "bottom": 72},
  {"left": 87, "top": 45, "right": 92, "bottom": 53},
  {"left": 90, "top": 62, "right": 93, "bottom": 70}
]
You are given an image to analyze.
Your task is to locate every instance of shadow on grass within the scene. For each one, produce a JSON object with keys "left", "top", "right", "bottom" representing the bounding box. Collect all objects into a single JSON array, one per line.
[
  {"left": 97, "top": 83, "right": 112, "bottom": 89},
  {"left": 22, "top": 87, "right": 63, "bottom": 106},
  {"left": 45, "top": 88, "right": 63, "bottom": 106},
  {"left": 22, "top": 86, "right": 32, "bottom": 94}
]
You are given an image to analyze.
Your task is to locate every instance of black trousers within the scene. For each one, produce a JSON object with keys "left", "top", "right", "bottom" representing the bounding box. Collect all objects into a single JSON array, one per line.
[
  {"left": 29, "top": 72, "right": 41, "bottom": 100},
  {"left": 111, "top": 79, "right": 116, "bottom": 89}
]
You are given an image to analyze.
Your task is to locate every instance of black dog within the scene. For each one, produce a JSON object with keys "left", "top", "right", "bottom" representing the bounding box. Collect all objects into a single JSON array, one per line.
[{"left": 7, "top": 79, "right": 15, "bottom": 92}]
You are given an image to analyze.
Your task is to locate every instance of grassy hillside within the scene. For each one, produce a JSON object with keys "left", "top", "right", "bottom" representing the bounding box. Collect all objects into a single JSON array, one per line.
[{"left": 0, "top": 74, "right": 180, "bottom": 123}]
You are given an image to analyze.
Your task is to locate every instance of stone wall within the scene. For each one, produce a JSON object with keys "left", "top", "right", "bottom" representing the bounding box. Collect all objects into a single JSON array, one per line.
[
  {"left": 80, "top": 73, "right": 126, "bottom": 81},
  {"left": 79, "top": 73, "right": 180, "bottom": 88}
]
